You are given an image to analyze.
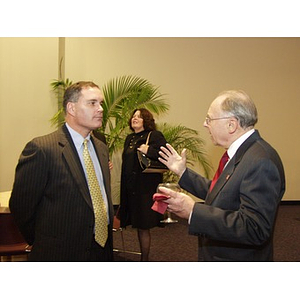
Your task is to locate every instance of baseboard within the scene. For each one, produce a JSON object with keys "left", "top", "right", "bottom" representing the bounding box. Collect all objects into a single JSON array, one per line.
[{"left": 280, "top": 200, "right": 300, "bottom": 205}]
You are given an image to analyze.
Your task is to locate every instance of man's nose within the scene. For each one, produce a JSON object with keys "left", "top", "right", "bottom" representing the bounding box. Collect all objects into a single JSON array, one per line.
[{"left": 98, "top": 103, "right": 104, "bottom": 111}]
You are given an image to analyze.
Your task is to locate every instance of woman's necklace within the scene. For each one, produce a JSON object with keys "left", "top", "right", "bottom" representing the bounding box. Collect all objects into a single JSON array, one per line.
[{"left": 129, "top": 132, "right": 145, "bottom": 149}]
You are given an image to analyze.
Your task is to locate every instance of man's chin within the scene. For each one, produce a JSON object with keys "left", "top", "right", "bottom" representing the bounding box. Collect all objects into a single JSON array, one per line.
[{"left": 91, "top": 122, "right": 102, "bottom": 130}]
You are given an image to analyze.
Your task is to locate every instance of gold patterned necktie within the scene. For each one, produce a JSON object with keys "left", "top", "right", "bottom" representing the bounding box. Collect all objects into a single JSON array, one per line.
[{"left": 83, "top": 139, "right": 108, "bottom": 247}]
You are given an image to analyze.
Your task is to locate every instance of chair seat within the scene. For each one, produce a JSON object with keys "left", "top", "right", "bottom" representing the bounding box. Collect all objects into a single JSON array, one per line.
[
  {"left": 0, "top": 243, "right": 31, "bottom": 256},
  {"left": 0, "top": 207, "right": 31, "bottom": 260}
]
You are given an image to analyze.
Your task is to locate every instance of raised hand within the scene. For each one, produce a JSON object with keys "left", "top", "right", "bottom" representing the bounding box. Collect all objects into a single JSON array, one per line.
[{"left": 158, "top": 143, "right": 187, "bottom": 177}]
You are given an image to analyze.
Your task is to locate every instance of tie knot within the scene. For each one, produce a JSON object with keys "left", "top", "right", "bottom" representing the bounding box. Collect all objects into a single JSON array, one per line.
[
  {"left": 83, "top": 139, "right": 89, "bottom": 148},
  {"left": 221, "top": 151, "right": 229, "bottom": 166},
  {"left": 209, "top": 151, "right": 229, "bottom": 192},
  {"left": 222, "top": 151, "right": 229, "bottom": 160}
]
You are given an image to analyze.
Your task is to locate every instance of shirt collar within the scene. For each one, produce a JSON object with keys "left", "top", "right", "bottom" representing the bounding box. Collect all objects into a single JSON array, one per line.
[
  {"left": 227, "top": 129, "right": 255, "bottom": 159},
  {"left": 65, "top": 123, "right": 91, "bottom": 151}
]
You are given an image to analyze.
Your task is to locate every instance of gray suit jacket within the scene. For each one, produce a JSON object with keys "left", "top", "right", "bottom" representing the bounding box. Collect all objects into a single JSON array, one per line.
[
  {"left": 179, "top": 130, "right": 285, "bottom": 261},
  {"left": 9, "top": 124, "right": 114, "bottom": 261}
]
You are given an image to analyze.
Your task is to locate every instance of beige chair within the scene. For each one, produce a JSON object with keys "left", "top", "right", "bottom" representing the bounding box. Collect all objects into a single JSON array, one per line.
[{"left": 0, "top": 191, "right": 11, "bottom": 207}]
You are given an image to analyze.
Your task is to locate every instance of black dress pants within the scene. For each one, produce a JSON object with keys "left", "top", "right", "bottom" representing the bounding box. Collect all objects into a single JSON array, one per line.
[{"left": 88, "top": 234, "right": 113, "bottom": 262}]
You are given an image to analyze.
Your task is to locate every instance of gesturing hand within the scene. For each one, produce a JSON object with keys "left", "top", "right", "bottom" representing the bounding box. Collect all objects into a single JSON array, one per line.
[
  {"left": 158, "top": 186, "right": 195, "bottom": 220},
  {"left": 159, "top": 143, "right": 187, "bottom": 177}
]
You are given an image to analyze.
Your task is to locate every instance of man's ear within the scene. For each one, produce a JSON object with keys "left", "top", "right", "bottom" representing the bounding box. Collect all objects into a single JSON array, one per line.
[
  {"left": 228, "top": 118, "right": 238, "bottom": 134},
  {"left": 66, "top": 102, "right": 76, "bottom": 116}
]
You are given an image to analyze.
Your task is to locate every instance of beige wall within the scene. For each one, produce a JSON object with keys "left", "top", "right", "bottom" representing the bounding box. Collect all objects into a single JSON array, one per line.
[
  {"left": 0, "top": 38, "right": 58, "bottom": 192},
  {"left": 1, "top": 37, "right": 299, "bottom": 200}
]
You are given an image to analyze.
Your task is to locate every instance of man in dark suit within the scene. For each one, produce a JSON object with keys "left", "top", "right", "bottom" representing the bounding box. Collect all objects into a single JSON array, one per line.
[
  {"left": 9, "top": 81, "right": 114, "bottom": 261},
  {"left": 158, "top": 90, "right": 285, "bottom": 261}
]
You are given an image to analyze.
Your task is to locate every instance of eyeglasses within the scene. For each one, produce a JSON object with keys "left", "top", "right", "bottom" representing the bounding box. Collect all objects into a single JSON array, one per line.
[{"left": 205, "top": 116, "right": 233, "bottom": 125}]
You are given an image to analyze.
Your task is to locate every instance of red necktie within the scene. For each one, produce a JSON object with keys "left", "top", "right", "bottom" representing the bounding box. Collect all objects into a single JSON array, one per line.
[{"left": 209, "top": 151, "right": 229, "bottom": 192}]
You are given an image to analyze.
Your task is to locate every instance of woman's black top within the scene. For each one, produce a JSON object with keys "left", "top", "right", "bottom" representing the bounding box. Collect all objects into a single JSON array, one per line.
[{"left": 119, "top": 130, "right": 167, "bottom": 229}]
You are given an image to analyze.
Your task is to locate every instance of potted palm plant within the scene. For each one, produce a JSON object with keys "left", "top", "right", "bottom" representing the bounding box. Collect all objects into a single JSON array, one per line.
[{"left": 50, "top": 75, "right": 212, "bottom": 190}]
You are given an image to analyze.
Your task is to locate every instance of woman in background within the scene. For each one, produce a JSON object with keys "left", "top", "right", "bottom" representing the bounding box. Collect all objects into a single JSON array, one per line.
[{"left": 119, "top": 108, "right": 167, "bottom": 261}]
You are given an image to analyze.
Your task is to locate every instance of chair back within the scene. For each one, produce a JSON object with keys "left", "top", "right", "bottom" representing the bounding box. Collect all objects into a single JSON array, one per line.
[
  {"left": 0, "top": 208, "right": 25, "bottom": 245},
  {"left": 0, "top": 207, "right": 30, "bottom": 258}
]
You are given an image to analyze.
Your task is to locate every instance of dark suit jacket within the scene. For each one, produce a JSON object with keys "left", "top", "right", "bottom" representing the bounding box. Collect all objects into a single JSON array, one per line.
[
  {"left": 179, "top": 130, "right": 285, "bottom": 261},
  {"left": 9, "top": 124, "right": 114, "bottom": 261}
]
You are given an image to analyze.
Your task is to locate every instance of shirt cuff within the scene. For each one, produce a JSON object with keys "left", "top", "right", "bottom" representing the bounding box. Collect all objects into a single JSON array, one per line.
[{"left": 188, "top": 210, "right": 193, "bottom": 224}]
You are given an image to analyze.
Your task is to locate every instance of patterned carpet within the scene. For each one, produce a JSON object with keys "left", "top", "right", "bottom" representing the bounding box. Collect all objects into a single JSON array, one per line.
[
  {"left": 113, "top": 202, "right": 300, "bottom": 262},
  {"left": 273, "top": 203, "right": 300, "bottom": 261},
  {"left": 2, "top": 203, "right": 299, "bottom": 262}
]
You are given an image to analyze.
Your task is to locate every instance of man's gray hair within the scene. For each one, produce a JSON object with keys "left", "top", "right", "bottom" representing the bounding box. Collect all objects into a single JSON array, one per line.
[{"left": 218, "top": 90, "right": 258, "bottom": 128}]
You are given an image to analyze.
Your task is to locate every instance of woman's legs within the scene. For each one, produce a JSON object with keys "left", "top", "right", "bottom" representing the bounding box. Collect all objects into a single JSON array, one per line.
[{"left": 137, "top": 228, "right": 151, "bottom": 261}]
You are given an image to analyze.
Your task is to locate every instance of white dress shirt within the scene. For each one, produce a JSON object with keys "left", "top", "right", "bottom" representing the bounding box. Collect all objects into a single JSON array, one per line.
[{"left": 66, "top": 123, "right": 110, "bottom": 223}]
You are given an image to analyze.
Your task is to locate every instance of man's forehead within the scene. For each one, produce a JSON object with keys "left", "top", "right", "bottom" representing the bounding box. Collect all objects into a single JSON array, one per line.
[
  {"left": 81, "top": 87, "right": 103, "bottom": 97},
  {"left": 214, "top": 94, "right": 227, "bottom": 104},
  {"left": 207, "top": 95, "right": 224, "bottom": 115},
  {"left": 82, "top": 86, "right": 101, "bottom": 92}
]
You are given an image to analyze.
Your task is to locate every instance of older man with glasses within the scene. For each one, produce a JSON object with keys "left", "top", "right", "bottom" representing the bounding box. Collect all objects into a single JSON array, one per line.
[{"left": 158, "top": 90, "right": 285, "bottom": 262}]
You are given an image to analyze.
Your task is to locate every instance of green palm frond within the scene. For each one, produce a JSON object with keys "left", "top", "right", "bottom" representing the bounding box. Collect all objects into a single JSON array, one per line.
[
  {"left": 102, "top": 75, "right": 169, "bottom": 123},
  {"left": 50, "top": 107, "right": 64, "bottom": 127},
  {"left": 50, "top": 78, "right": 73, "bottom": 127},
  {"left": 101, "top": 75, "right": 169, "bottom": 155},
  {"left": 50, "top": 76, "right": 212, "bottom": 184}
]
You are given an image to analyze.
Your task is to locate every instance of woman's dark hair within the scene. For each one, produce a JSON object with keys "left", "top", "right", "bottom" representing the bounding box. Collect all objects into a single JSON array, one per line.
[{"left": 129, "top": 108, "right": 156, "bottom": 131}]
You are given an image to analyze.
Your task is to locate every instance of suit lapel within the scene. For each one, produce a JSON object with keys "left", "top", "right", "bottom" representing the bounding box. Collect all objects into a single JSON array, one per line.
[
  {"left": 59, "top": 125, "right": 93, "bottom": 210},
  {"left": 90, "top": 136, "right": 109, "bottom": 188},
  {"left": 205, "top": 130, "right": 261, "bottom": 205},
  {"left": 206, "top": 161, "right": 235, "bottom": 205}
]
